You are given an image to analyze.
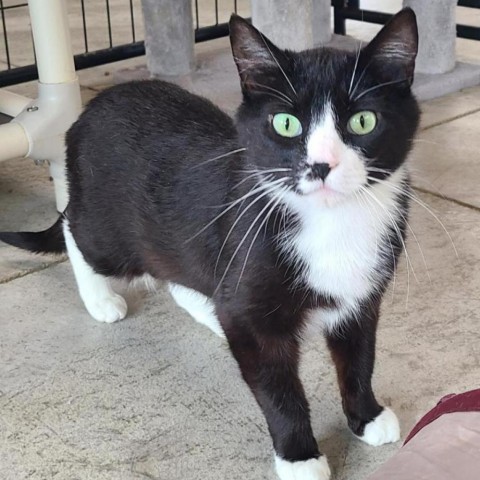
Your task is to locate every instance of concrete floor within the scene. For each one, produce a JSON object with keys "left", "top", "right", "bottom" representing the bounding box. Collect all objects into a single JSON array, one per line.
[{"left": 1, "top": 3, "right": 480, "bottom": 480}]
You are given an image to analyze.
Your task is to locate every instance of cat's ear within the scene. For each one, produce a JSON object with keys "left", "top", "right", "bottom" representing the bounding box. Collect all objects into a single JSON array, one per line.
[
  {"left": 229, "top": 14, "right": 289, "bottom": 94},
  {"left": 364, "top": 8, "right": 418, "bottom": 84}
]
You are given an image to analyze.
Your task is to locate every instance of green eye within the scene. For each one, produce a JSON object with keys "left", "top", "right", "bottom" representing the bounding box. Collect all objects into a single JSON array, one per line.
[
  {"left": 272, "top": 113, "right": 302, "bottom": 138},
  {"left": 348, "top": 111, "right": 377, "bottom": 135}
]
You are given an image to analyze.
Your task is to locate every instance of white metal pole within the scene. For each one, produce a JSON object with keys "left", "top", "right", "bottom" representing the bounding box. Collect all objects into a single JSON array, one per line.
[
  {"left": 28, "top": 0, "right": 77, "bottom": 84},
  {"left": 0, "top": 123, "right": 29, "bottom": 162},
  {"left": 0, "top": 90, "right": 31, "bottom": 117},
  {"left": 11, "top": 0, "right": 82, "bottom": 212}
]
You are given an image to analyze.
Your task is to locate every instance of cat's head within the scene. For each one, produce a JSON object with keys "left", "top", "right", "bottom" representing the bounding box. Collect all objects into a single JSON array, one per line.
[{"left": 229, "top": 9, "right": 420, "bottom": 208}]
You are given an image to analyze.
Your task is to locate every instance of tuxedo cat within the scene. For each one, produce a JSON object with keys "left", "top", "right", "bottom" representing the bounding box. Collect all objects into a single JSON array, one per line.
[{"left": 1, "top": 9, "right": 419, "bottom": 480}]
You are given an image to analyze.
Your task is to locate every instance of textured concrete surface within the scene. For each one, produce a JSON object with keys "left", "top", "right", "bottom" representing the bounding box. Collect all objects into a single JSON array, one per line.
[
  {"left": 413, "top": 62, "right": 480, "bottom": 102},
  {"left": 1, "top": 2, "right": 480, "bottom": 479},
  {"left": 413, "top": 110, "right": 480, "bottom": 208},
  {"left": 344, "top": 0, "right": 480, "bottom": 98},
  {"left": 404, "top": 0, "right": 457, "bottom": 74},
  {"left": 1, "top": 186, "right": 479, "bottom": 480},
  {"left": 141, "top": 0, "right": 194, "bottom": 77},
  {"left": 114, "top": 35, "right": 480, "bottom": 104},
  {"left": 2, "top": 83, "right": 480, "bottom": 480},
  {"left": 252, "top": 0, "right": 331, "bottom": 50}
]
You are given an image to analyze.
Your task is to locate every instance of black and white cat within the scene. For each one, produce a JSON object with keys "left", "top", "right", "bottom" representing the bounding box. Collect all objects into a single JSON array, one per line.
[{"left": 1, "top": 9, "right": 420, "bottom": 480}]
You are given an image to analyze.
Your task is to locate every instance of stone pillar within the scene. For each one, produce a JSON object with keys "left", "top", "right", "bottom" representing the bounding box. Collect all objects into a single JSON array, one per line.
[
  {"left": 251, "top": 0, "right": 331, "bottom": 51},
  {"left": 140, "top": 0, "right": 194, "bottom": 78},
  {"left": 403, "top": 0, "right": 457, "bottom": 74}
]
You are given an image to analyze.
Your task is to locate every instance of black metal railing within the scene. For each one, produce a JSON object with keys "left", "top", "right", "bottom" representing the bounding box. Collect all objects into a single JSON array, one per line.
[
  {"left": 332, "top": 0, "right": 480, "bottom": 41},
  {"left": 0, "top": 1, "right": 249, "bottom": 87}
]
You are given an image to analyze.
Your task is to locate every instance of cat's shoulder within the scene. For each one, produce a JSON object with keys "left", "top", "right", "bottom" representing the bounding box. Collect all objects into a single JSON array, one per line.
[
  {"left": 85, "top": 80, "right": 225, "bottom": 113},
  {"left": 78, "top": 79, "right": 235, "bottom": 136}
]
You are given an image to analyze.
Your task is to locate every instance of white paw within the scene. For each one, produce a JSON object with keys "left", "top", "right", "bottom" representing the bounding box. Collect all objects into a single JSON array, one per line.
[
  {"left": 84, "top": 293, "right": 128, "bottom": 323},
  {"left": 275, "top": 455, "right": 331, "bottom": 480},
  {"left": 358, "top": 407, "right": 400, "bottom": 447}
]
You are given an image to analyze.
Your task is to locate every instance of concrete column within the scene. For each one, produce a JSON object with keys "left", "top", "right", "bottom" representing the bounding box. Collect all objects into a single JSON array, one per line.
[
  {"left": 251, "top": 0, "right": 331, "bottom": 51},
  {"left": 403, "top": 0, "right": 457, "bottom": 74},
  {"left": 140, "top": 0, "right": 194, "bottom": 77}
]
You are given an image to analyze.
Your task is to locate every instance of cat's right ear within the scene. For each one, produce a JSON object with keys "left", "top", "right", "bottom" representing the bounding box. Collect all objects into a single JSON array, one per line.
[{"left": 229, "top": 14, "right": 288, "bottom": 94}]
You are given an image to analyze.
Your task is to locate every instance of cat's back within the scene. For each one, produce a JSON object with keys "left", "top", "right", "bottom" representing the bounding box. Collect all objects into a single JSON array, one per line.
[
  {"left": 66, "top": 80, "right": 239, "bottom": 209},
  {"left": 63, "top": 80, "right": 240, "bottom": 281},
  {"left": 71, "top": 79, "right": 234, "bottom": 143}
]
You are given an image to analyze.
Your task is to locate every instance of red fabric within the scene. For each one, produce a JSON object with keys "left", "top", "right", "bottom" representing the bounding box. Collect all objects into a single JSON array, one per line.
[{"left": 404, "top": 389, "right": 480, "bottom": 445}]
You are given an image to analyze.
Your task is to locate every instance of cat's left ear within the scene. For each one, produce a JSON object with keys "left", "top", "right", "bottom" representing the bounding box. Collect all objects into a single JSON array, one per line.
[
  {"left": 364, "top": 8, "right": 418, "bottom": 85},
  {"left": 229, "top": 14, "right": 290, "bottom": 94}
]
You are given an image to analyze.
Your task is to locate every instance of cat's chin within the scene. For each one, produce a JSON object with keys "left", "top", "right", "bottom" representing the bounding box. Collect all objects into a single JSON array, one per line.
[{"left": 297, "top": 186, "right": 349, "bottom": 208}]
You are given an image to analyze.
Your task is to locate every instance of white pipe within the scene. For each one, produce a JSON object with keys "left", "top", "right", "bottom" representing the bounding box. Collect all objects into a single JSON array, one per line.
[
  {"left": 0, "top": 123, "right": 29, "bottom": 162},
  {"left": 0, "top": 90, "right": 32, "bottom": 117},
  {"left": 28, "top": 0, "right": 76, "bottom": 84}
]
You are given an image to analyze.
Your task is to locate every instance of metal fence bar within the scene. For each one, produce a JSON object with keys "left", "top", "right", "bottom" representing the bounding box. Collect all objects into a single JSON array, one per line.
[
  {"left": 0, "top": 0, "right": 11, "bottom": 69},
  {"left": 194, "top": 0, "right": 200, "bottom": 30},
  {"left": 458, "top": 0, "right": 480, "bottom": 8},
  {"left": 106, "top": 0, "right": 113, "bottom": 48},
  {"left": 0, "top": 0, "right": 247, "bottom": 87},
  {"left": 457, "top": 24, "right": 480, "bottom": 41},
  {"left": 129, "top": 0, "right": 136, "bottom": 42},
  {"left": 2, "top": 2, "right": 28, "bottom": 10},
  {"left": 80, "top": 0, "right": 89, "bottom": 53},
  {"left": 0, "top": 18, "right": 250, "bottom": 88},
  {"left": 332, "top": 2, "right": 480, "bottom": 42}
]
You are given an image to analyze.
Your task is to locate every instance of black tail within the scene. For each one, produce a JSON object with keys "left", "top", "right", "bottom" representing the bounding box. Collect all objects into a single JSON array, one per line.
[{"left": 0, "top": 216, "right": 66, "bottom": 254}]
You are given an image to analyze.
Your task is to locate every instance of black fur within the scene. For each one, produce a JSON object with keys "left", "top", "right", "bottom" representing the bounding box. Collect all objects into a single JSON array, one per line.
[
  {"left": 0, "top": 216, "right": 65, "bottom": 254},
  {"left": 1, "top": 9, "right": 420, "bottom": 473}
]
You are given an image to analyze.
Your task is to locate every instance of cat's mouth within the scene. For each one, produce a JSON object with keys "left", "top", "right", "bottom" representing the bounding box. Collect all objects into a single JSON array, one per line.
[{"left": 296, "top": 178, "right": 345, "bottom": 198}]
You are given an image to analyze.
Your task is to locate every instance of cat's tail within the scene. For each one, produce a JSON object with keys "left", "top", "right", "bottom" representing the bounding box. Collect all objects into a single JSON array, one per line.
[{"left": 0, "top": 215, "right": 66, "bottom": 254}]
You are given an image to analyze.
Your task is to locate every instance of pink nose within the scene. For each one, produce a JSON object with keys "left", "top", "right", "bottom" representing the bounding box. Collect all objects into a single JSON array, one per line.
[
  {"left": 321, "top": 153, "right": 339, "bottom": 169},
  {"left": 308, "top": 151, "right": 339, "bottom": 170}
]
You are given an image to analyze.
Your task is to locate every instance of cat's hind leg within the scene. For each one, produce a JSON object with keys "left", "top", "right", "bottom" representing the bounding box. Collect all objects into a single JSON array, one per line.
[
  {"left": 63, "top": 219, "right": 127, "bottom": 323},
  {"left": 168, "top": 283, "right": 225, "bottom": 338}
]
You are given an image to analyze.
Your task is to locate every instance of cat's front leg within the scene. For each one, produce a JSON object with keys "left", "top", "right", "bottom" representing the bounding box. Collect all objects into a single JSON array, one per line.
[
  {"left": 222, "top": 319, "right": 330, "bottom": 480},
  {"left": 325, "top": 301, "right": 400, "bottom": 447}
]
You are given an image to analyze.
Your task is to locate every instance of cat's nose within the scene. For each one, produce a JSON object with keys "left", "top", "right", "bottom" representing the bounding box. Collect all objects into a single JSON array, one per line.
[{"left": 310, "top": 163, "right": 331, "bottom": 181}]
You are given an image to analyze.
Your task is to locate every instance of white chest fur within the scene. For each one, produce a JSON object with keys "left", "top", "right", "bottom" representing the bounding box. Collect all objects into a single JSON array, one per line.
[{"left": 279, "top": 168, "right": 406, "bottom": 330}]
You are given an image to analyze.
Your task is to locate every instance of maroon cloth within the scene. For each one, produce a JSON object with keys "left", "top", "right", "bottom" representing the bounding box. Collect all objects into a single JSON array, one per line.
[
  {"left": 404, "top": 389, "right": 480, "bottom": 444},
  {"left": 367, "top": 390, "right": 480, "bottom": 480}
]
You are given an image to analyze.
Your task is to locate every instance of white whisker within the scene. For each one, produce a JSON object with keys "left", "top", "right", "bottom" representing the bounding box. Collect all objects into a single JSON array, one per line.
[
  {"left": 358, "top": 190, "right": 398, "bottom": 300},
  {"left": 210, "top": 177, "right": 269, "bottom": 208},
  {"left": 259, "top": 32, "right": 297, "bottom": 97},
  {"left": 367, "top": 176, "right": 458, "bottom": 257},
  {"left": 411, "top": 138, "right": 441, "bottom": 146},
  {"left": 348, "top": 40, "right": 363, "bottom": 96},
  {"left": 214, "top": 178, "right": 288, "bottom": 278},
  {"left": 350, "top": 58, "right": 372, "bottom": 99},
  {"left": 360, "top": 185, "right": 415, "bottom": 308},
  {"left": 249, "top": 82, "right": 294, "bottom": 106},
  {"left": 368, "top": 178, "right": 431, "bottom": 282},
  {"left": 353, "top": 78, "right": 409, "bottom": 102},
  {"left": 185, "top": 177, "right": 277, "bottom": 243},
  {"left": 230, "top": 168, "right": 292, "bottom": 194},
  {"left": 192, "top": 148, "right": 246, "bottom": 169},
  {"left": 235, "top": 187, "right": 288, "bottom": 291},
  {"left": 214, "top": 180, "right": 287, "bottom": 293}
]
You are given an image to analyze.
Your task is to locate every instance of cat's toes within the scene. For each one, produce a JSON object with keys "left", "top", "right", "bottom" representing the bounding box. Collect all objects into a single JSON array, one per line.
[
  {"left": 275, "top": 455, "right": 331, "bottom": 480},
  {"left": 84, "top": 293, "right": 128, "bottom": 323},
  {"left": 357, "top": 407, "right": 400, "bottom": 447}
]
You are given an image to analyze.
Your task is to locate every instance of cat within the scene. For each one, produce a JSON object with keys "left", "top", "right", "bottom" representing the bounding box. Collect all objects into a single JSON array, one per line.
[{"left": 0, "top": 9, "right": 420, "bottom": 480}]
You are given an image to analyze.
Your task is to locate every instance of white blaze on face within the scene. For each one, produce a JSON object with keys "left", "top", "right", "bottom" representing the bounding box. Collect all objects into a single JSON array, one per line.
[{"left": 298, "top": 103, "right": 368, "bottom": 200}]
